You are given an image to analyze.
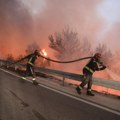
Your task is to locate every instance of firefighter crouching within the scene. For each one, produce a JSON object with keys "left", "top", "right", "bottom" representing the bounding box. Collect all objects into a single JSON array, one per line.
[
  {"left": 76, "top": 53, "right": 106, "bottom": 96},
  {"left": 21, "top": 50, "right": 40, "bottom": 85}
]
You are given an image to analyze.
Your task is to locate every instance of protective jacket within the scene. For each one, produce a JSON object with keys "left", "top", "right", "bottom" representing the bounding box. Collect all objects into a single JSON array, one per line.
[
  {"left": 83, "top": 58, "right": 106, "bottom": 75},
  {"left": 27, "top": 54, "right": 38, "bottom": 65}
]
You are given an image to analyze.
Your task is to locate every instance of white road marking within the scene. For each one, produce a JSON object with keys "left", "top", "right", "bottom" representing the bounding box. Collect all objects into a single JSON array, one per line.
[
  {"left": 0, "top": 68, "right": 120, "bottom": 116},
  {"left": 0, "top": 68, "right": 32, "bottom": 83}
]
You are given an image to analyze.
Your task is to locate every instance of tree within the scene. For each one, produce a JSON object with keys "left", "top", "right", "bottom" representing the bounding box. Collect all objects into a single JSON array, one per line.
[
  {"left": 49, "top": 27, "right": 92, "bottom": 61},
  {"left": 95, "top": 43, "right": 113, "bottom": 66},
  {"left": 25, "top": 42, "right": 41, "bottom": 55}
]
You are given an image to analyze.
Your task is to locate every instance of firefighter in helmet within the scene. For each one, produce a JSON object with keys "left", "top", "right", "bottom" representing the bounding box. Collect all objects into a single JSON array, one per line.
[
  {"left": 76, "top": 53, "right": 106, "bottom": 96},
  {"left": 21, "top": 50, "right": 40, "bottom": 85}
]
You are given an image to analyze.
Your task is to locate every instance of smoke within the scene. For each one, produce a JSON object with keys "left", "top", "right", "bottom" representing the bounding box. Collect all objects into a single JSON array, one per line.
[
  {"left": 0, "top": 0, "right": 34, "bottom": 57},
  {"left": 32, "top": 0, "right": 103, "bottom": 46},
  {"left": 0, "top": 0, "right": 119, "bottom": 54},
  {"left": 0, "top": 0, "right": 103, "bottom": 57},
  {"left": 102, "top": 23, "right": 120, "bottom": 51},
  {"left": 97, "top": 0, "right": 120, "bottom": 51},
  {"left": 95, "top": 0, "right": 120, "bottom": 81},
  {"left": 0, "top": 0, "right": 119, "bottom": 76}
]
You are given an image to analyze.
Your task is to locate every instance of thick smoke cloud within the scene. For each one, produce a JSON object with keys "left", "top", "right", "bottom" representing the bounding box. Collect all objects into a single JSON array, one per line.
[
  {"left": 34, "top": 0, "right": 103, "bottom": 47},
  {"left": 96, "top": 0, "right": 120, "bottom": 51},
  {"left": 103, "top": 23, "right": 120, "bottom": 51},
  {"left": 0, "top": 0, "right": 119, "bottom": 57},
  {"left": 0, "top": 0, "right": 104, "bottom": 58},
  {"left": 0, "top": 0, "right": 103, "bottom": 58},
  {"left": 0, "top": 0, "right": 34, "bottom": 57}
]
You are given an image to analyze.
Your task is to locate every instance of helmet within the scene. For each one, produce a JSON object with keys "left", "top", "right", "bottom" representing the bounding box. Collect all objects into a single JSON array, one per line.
[
  {"left": 94, "top": 53, "right": 101, "bottom": 58},
  {"left": 34, "top": 50, "right": 40, "bottom": 56}
]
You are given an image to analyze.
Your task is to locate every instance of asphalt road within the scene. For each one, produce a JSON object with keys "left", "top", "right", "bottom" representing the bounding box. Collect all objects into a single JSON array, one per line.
[{"left": 0, "top": 69, "right": 120, "bottom": 120}]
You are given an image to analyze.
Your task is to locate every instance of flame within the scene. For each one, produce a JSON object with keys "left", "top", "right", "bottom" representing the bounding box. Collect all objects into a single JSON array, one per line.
[{"left": 42, "top": 49, "right": 47, "bottom": 57}]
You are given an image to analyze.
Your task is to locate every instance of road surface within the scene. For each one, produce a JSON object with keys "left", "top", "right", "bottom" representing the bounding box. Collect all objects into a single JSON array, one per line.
[{"left": 0, "top": 69, "right": 120, "bottom": 120}]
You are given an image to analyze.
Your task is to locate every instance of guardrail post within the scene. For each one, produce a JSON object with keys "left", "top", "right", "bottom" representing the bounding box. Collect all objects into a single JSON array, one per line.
[
  {"left": 15, "top": 65, "right": 17, "bottom": 71},
  {"left": 6, "top": 61, "right": 9, "bottom": 68},
  {"left": 63, "top": 76, "right": 65, "bottom": 86}
]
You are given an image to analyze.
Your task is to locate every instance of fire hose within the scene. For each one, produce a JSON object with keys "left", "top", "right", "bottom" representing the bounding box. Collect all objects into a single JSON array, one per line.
[
  {"left": 39, "top": 54, "right": 92, "bottom": 63},
  {"left": 0, "top": 55, "right": 92, "bottom": 68},
  {"left": 39, "top": 54, "right": 106, "bottom": 69}
]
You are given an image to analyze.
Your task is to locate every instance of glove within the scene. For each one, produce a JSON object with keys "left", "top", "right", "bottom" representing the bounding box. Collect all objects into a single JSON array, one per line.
[
  {"left": 102, "top": 65, "right": 106, "bottom": 69},
  {"left": 99, "top": 65, "right": 106, "bottom": 70},
  {"left": 101, "top": 65, "right": 106, "bottom": 70}
]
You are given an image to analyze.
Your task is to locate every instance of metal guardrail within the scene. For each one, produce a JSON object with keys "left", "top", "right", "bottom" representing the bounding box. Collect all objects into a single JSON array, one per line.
[{"left": 0, "top": 60, "right": 120, "bottom": 90}]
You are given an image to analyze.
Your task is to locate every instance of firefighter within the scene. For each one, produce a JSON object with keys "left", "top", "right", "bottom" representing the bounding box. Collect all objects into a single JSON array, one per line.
[
  {"left": 76, "top": 53, "right": 106, "bottom": 96},
  {"left": 21, "top": 50, "right": 40, "bottom": 85}
]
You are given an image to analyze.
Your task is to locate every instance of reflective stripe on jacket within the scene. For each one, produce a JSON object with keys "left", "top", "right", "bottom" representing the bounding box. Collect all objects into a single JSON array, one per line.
[{"left": 84, "top": 66, "right": 94, "bottom": 74}]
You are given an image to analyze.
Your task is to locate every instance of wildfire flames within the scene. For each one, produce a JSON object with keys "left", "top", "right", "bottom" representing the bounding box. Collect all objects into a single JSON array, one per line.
[
  {"left": 41, "top": 49, "right": 47, "bottom": 57},
  {"left": 40, "top": 49, "right": 49, "bottom": 66}
]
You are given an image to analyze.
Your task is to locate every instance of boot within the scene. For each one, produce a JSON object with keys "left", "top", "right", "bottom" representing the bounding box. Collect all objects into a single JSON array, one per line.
[
  {"left": 76, "top": 86, "right": 81, "bottom": 94},
  {"left": 87, "top": 91, "right": 95, "bottom": 96},
  {"left": 33, "top": 80, "right": 39, "bottom": 85}
]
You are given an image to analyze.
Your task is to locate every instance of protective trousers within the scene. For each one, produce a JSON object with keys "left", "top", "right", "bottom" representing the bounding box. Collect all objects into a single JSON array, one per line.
[
  {"left": 80, "top": 72, "right": 93, "bottom": 90},
  {"left": 24, "top": 63, "right": 36, "bottom": 78}
]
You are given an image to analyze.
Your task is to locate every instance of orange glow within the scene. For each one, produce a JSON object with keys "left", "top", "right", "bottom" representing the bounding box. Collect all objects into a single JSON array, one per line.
[
  {"left": 0, "top": 0, "right": 120, "bottom": 97},
  {"left": 41, "top": 49, "right": 47, "bottom": 57}
]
